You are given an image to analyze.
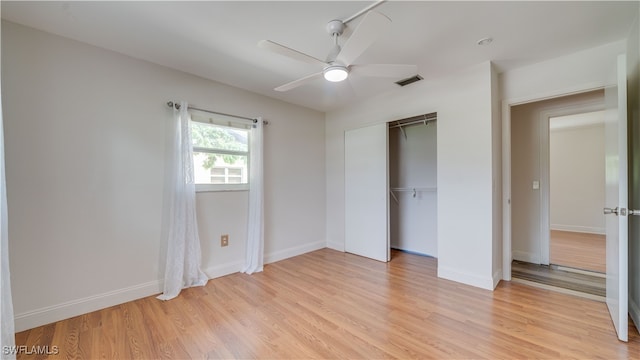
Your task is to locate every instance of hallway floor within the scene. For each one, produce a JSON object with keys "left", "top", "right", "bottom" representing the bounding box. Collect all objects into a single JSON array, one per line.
[{"left": 550, "top": 230, "right": 605, "bottom": 273}]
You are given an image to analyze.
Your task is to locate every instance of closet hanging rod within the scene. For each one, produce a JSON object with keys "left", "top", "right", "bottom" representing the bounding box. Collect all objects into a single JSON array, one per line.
[
  {"left": 389, "top": 117, "right": 436, "bottom": 129},
  {"left": 167, "top": 101, "right": 259, "bottom": 123},
  {"left": 390, "top": 187, "right": 436, "bottom": 199},
  {"left": 390, "top": 187, "right": 437, "bottom": 192}
]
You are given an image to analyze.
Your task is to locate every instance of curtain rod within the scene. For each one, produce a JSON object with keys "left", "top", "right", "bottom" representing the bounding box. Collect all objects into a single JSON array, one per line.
[{"left": 167, "top": 101, "right": 258, "bottom": 124}]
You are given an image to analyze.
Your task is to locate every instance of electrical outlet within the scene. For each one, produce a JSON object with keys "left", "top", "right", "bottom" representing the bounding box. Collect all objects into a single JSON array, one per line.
[{"left": 221, "top": 234, "right": 229, "bottom": 247}]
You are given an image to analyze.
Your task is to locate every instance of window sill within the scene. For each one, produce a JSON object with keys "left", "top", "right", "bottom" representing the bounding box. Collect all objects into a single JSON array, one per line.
[{"left": 195, "top": 184, "right": 249, "bottom": 193}]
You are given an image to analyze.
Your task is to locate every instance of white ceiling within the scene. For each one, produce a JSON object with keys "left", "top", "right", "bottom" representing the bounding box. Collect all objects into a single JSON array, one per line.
[{"left": 2, "top": 1, "right": 638, "bottom": 112}]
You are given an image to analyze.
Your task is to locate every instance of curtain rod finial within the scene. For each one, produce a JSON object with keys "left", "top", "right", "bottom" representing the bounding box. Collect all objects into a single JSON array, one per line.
[{"left": 167, "top": 101, "right": 181, "bottom": 110}]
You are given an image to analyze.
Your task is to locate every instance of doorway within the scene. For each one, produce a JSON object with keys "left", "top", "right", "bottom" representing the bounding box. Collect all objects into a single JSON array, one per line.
[
  {"left": 388, "top": 115, "right": 437, "bottom": 257},
  {"left": 508, "top": 90, "right": 606, "bottom": 298},
  {"left": 549, "top": 111, "right": 606, "bottom": 274},
  {"left": 503, "top": 55, "right": 634, "bottom": 341}
]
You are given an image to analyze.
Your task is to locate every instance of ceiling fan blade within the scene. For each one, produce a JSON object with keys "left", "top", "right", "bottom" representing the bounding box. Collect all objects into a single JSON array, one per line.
[
  {"left": 351, "top": 64, "right": 418, "bottom": 78},
  {"left": 259, "top": 40, "right": 326, "bottom": 66},
  {"left": 274, "top": 72, "right": 324, "bottom": 92},
  {"left": 336, "top": 11, "right": 391, "bottom": 66}
]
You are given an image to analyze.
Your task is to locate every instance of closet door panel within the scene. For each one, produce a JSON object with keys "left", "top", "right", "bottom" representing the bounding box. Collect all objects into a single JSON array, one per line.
[{"left": 345, "top": 123, "right": 389, "bottom": 262}]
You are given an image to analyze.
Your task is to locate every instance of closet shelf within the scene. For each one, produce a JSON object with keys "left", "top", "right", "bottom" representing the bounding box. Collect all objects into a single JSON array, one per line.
[
  {"left": 389, "top": 187, "right": 437, "bottom": 203},
  {"left": 390, "top": 187, "right": 437, "bottom": 192}
]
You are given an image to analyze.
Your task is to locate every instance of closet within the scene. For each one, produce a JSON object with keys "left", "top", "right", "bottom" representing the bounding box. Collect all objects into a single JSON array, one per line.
[
  {"left": 389, "top": 113, "right": 437, "bottom": 257},
  {"left": 344, "top": 113, "right": 437, "bottom": 262}
]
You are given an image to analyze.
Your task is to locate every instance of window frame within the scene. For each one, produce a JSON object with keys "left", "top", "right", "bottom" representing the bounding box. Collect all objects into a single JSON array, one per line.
[{"left": 190, "top": 115, "right": 251, "bottom": 193}]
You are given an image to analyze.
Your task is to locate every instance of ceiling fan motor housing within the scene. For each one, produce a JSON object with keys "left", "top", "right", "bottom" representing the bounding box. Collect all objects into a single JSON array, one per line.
[{"left": 326, "top": 20, "right": 345, "bottom": 36}]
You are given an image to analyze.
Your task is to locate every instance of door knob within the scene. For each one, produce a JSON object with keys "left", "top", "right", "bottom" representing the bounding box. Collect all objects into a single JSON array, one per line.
[{"left": 604, "top": 207, "right": 619, "bottom": 215}]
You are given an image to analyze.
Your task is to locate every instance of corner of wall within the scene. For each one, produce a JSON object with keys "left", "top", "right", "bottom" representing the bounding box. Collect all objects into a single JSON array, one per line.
[
  {"left": 492, "top": 268, "right": 503, "bottom": 289},
  {"left": 491, "top": 60, "right": 504, "bottom": 278},
  {"left": 326, "top": 241, "right": 345, "bottom": 252}
]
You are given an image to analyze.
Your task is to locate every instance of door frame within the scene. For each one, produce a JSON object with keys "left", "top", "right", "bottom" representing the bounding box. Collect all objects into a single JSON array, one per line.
[
  {"left": 502, "top": 82, "right": 606, "bottom": 280},
  {"left": 539, "top": 102, "right": 606, "bottom": 265}
]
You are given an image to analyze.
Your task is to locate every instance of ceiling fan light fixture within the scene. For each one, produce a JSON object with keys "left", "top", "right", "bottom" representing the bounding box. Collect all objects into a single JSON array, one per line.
[{"left": 323, "top": 65, "right": 349, "bottom": 82}]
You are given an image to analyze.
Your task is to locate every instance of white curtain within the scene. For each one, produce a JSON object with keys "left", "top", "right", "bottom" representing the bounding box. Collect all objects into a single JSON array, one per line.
[
  {"left": 157, "top": 101, "right": 208, "bottom": 301},
  {"left": 243, "top": 118, "right": 264, "bottom": 274},
  {"left": 0, "top": 84, "right": 16, "bottom": 358}
]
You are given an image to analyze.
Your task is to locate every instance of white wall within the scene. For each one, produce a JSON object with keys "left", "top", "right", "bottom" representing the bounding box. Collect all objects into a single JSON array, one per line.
[
  {"left": 550, "top": 122, "right": 605, "bottom": 234},
  {"left": 389, "top": 122, "right": 437, "bottom": 257},
  {"left": 501, "top": 41, "right": 626, "bottom": 102},
  {"left": 510, "top": 91, "right": 604, "bottom": 263},
  {"left": 327, "top": 61, "right": 499, "bottom": 290},
  {"left": 510, "top": 103, "right": 541, "bottom": 263},
  {"left": 2, "top": 21, "right": 326, "bottom": 331}
]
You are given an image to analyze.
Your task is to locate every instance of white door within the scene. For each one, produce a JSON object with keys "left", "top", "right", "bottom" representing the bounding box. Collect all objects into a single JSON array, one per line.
[
  {"left": 345, "top": 123, "right": 389, "bottom": 262},
  {"left": 604, "top": 54, "right": 628, "bottom": 342}
]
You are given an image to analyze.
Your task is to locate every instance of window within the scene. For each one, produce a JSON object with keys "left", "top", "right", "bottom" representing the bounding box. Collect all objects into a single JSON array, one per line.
[
  {"left": 190, "top": 116, "right": 250, "bottom": 191},
  {"left": 210, "top": 166, "right": 244, "bottom": 184}
]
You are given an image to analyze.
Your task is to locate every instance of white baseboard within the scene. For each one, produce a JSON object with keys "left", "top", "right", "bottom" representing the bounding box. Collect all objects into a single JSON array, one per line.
[
  {"left": 512, "top": 250, "right": 540, "bottom": 264},
  {"left": 14, "top": 241, "right": 327, "bottom": 332},
  {"left": 492, "top": 269, "right": 503, "bottom": 289},
  {"left": 630, "top": 298, "right": 640, "bottom": 334},
  {"left": 14, "top": 280, "right": 162, "bottom": 332},
  {"left": 264, "top": 240, "right": 325, "bottom": 264},
  {"left": 437, "top": 266, "right": 495, "bottom": 291},
  {"left": 326, "top": 240, "right": 344, "bottom": 252},
  {"left": 203, "top": 260, "right": 245, "bottom": 279},
  {"left": 550, "top": 224, "right": 605, "bottom": 235}
]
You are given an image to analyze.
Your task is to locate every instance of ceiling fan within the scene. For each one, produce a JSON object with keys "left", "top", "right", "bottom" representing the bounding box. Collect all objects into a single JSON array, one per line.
[{"left": 259, "top": 10, "right": 418, "bottom": 92}]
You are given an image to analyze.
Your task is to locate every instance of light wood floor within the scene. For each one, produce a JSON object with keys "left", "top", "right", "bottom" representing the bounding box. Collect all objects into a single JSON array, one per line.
[
  {"left": 550, "top": 230, "right": 606, "bottom": 273},
  {"left": 16, "top": 249, "right": 639, "bottom": 359}
]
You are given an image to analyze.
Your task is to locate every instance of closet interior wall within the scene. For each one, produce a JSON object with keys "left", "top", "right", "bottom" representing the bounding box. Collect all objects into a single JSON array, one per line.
[{"left": 389, "top": 121, "right": 438, "bottom": 257}]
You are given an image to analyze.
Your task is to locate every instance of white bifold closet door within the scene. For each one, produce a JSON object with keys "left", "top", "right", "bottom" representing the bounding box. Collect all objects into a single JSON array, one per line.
[{"left": 344, "top": 123, "right": 389, "bottom": 262}]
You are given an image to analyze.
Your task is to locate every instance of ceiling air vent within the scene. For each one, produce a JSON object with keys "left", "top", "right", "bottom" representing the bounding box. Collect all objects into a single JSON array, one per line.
[{"left": 395, "top": 75, "right": 423, "bottom": 87}]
